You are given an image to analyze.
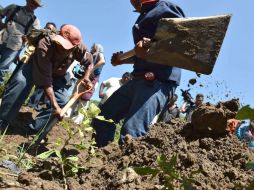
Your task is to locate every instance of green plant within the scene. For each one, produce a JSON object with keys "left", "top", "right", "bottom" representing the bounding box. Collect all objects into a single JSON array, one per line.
[
  {"left": 246, "top": 161, "right": 254, "bottom": 170},
  {"left": 134, "top": 154, "right": 199, "bottom": 190},
  {"left": 236, "top": 105, "right": 254, "bottom": 120},
  {"left": 37, "top": 143, "right": 85, "bottom": 189},
  {"left": 0, "top": 127, "right": 8, "bottom": 160},
  {"left": 246, "top": 179, "right": 254, "bottom": 190},
  {"left": 15, "top": 144, "right": 34, "bottom": 170},
  {"left": 0, "top": 72, "right": 11, "bottom": 96},
  {"left": 235, "top": 106, "right": 254, "bottom": 189},
  {"left": 24, "top": 85, "right": 36, "bottom": 105},
  {"left": 0, "top": 128, "right": 34, "bottom": 173},
  {"left": 36, "top": 120, "right": 90, "bottom": 189},
  {"left": 89, "top": 99, "right": 100, "bottom": 106},
  {"left": 114, "top": 120, "right": 124, "bottom": 143}
]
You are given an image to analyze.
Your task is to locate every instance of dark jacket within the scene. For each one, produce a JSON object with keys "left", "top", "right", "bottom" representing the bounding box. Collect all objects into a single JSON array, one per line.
[
  {"left": 132, "top": 0, "right": 185, "bottom": 84},
  {"left": 32, "top": 35, "right": 93, "bottom": 87}
]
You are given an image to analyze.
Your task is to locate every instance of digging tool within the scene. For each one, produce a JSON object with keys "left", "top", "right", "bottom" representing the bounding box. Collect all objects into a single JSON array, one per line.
[
  {"left": 34, "top": 80, "right": 92, "bottom": 144},
  {"left": 118, "top": 14, "right": 231, "bottom": 75}
]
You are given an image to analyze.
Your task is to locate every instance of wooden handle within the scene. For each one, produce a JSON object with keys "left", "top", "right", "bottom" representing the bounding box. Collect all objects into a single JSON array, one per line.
[
  {"left": 60, "top": 93, "right": 80, "bottom": 117},
  {"left": 118, "top": 49, "right": 136, "bottom": 61},
  {"left": 60, "top": 81, "right": 92, "bottom": 117}
]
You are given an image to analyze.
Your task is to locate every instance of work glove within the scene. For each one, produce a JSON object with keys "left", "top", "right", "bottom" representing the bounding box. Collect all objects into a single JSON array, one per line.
[{"left": 73, "top": 64, "right": 85, "bottom": 79}]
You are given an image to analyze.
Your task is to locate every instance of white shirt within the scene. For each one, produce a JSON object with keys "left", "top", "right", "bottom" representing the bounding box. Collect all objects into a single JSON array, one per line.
[
  {"left": 0, "top": 4, "right": 40, "bottom": 51},
  {"left": 100, "top": 77, "right": 122, "bottom": 104}
]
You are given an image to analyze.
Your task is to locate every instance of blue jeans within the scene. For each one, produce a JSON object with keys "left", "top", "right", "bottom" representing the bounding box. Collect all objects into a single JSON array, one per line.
[
  {"left": 27, "top": 88, "right": 46, "bottom": 111},
  {"left": 0, "top": 59, "right": 34, "bottom": 122},
  {"left": 0, "top": 57, "right": 72, "bottom": 131},
  {"left": 0, "top": 44, "right": 20, "bottom": 85},
  {"left": 28, "top": 76, "right": 72, "bottom": 131},
  {"left": 92, "top": 79, "right": 176, "bottom": 147}
]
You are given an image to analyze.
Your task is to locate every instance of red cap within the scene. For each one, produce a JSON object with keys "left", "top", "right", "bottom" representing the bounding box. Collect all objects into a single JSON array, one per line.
[
  {"left": 141, "top": 0, "right": 158, "bottom": 4},
  {"left": 53, "top": 24, "right": 82, "bottom": 49}
]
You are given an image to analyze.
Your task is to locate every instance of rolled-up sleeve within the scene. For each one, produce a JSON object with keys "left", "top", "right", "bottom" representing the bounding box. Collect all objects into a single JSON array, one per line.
[{"left": 32, "top": 37, "right": 54, "bottom": 87}]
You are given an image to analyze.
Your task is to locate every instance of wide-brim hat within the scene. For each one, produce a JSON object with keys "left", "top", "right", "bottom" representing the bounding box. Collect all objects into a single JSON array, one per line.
[
  {"left": 52, "top": 24, "right": 82, "bottom": 50},
  {"left": 30, "top": 0, "right": 43, "bottom": 7}
]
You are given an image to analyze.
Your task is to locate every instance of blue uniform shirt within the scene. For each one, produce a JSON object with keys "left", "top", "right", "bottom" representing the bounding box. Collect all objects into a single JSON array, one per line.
[{"left": 132, "top": 0, "right": 185, "bottom": 84}]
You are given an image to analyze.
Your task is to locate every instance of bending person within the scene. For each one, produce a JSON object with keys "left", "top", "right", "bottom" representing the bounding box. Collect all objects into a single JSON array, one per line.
[{"left": 0, "top": 24, "right": 93, "bottom": 134}]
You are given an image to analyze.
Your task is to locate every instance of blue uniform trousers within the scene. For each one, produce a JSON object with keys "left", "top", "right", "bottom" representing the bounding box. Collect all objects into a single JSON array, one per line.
[{"left": 92, "top": 79, "right": 176, "bottom": 147}]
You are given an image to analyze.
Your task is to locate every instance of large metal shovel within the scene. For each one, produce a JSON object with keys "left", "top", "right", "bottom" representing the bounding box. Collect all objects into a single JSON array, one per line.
[
  {"left": 119, "top": 14, "right": 231, "bottom": 75},
  {"left": 34, "top": 81, "right": 91, "bottom": 144}
]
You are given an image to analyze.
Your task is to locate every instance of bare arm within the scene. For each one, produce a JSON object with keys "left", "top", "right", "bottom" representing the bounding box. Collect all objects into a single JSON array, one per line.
[
  {"left": 80, "top": 52, "right": 93, "bottom": 89},
  {"left": 92, "top": 53, "right": 105, "bottom": 71},
  {"left": 43, "top": 85, "right": 62, "bottom": 119},
  {"left": 111, "top": 51, "right": 135, "bottom": 66},
  {"left": 111, "top": 38, "right": 151, "bottom": 66},
  {"left": 99, "top": 83, "right": 105, "bottom": 99}
]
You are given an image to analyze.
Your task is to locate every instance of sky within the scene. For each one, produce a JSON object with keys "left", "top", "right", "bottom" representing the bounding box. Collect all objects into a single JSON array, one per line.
[{"left": 1, "top": 0, "right": 253, "bottom": 107}]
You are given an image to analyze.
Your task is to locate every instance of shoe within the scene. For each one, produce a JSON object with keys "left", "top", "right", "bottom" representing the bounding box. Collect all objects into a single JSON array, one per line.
[
  {"left": 24, "top": 124, "right": 38, "bottom": 135},
  {"left": 0, "top": 120, "right": 9, "bottom": 134}
]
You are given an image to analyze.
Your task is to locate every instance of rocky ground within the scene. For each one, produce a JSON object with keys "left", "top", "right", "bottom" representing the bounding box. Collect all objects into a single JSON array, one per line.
[{"left": 0, "top": 100, "right": 253, "bottom": 190}]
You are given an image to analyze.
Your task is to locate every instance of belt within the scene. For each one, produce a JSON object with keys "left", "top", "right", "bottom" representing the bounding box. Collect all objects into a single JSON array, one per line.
[{"left": 132, "top": 72, "right": 177, "bottom": 85}]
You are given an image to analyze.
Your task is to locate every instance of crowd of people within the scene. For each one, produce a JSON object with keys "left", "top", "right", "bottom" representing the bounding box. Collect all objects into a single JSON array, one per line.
[{"left": 0, "top": 0, "right": 253, "bottom": 149}]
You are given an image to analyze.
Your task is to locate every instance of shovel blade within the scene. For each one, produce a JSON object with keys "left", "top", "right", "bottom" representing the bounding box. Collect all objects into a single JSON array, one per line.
[{"left": 147, "top": 14, "right": 232, "bottom": 74}]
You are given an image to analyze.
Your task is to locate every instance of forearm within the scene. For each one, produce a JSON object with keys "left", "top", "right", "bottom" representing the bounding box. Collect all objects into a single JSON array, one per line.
[
  {"left": 43, "top": 86, "right": 60, "bottom": 109},
  {"left": 123, "top": 57, "right": 135, "bottom": 64},
  {"left": 119, "top": 51, "right": 135, "bottom": 64},
  {"left": 99, "top": 83, "right": 105, "bottom": 95},
  {"left": 93, "top": 60, "right": 105, "bottom": 71},
  {"left": 82, "top": 62, "right": 93, "bottom": 81}
]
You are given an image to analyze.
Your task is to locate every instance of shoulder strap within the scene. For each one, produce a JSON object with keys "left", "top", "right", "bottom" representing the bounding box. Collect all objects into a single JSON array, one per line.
[
  {"left": 5, "top": 5, "right": 21, "bottom": 24},
  {"left": 25, "top": 14, "right": 36, "bottom": 34},
  {"left": 6, "top": 5, "right": 36, "bottom": 34},
  {"left": 93, "top": 52, "right": 100, "bottom": 65}
]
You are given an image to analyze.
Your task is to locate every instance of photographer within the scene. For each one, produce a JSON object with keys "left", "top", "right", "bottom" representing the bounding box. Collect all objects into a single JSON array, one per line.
[
  {"left": 181, "top": 93, "right": 204, "bottom": 122},
  {"left": 159, "top": 94, "right": 180, "bottom": 123}
]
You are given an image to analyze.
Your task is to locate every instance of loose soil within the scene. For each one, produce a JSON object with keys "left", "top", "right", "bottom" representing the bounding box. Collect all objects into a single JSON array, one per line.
[{"left": 0, "top": 100, "right": 253, "bottom": 190}]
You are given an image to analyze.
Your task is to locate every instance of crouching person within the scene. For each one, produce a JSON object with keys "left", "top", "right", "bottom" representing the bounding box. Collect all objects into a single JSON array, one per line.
[{"left": 0, "top": 24, "right": 93, "bottom": 133}]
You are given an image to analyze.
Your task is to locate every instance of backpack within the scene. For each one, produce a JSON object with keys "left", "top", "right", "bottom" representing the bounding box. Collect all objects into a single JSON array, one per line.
[
  {"left": 26, "top": 28, "right": 57, "bottom": 46},
  {"left": 20, "top": 29, "right": 57, "bottom": 63}
]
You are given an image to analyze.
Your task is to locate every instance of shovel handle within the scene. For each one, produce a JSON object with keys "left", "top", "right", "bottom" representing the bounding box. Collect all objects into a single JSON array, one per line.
[
  {"left": 118, "top": 38, "right": 151, "bottom": 62},
  {"left": 35, "top": 81, "right": 92, "bottom": 144},
  {"left": 60, "top": 93, "right": 81, "bottom": 117},
  {"left": 118, "top": 49, "right": 136, "bottom": 62}
]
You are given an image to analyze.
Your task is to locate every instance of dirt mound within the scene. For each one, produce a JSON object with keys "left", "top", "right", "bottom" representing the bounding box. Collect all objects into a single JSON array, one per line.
[
  {"left": 191, "top": 99, "right": 240, "bottom": 135},
  {"left": 73, "top": 121, "right": 253, "bottom": 190},
  {"left": 1, "top": 104, "right": 254, "bottom": 190}
]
